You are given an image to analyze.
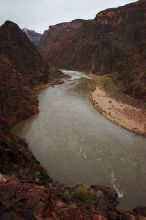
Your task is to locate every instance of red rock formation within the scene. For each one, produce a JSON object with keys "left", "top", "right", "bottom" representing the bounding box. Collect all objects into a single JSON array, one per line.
[
  {"left": 0, "top": 175, "right": 146, "bottom": 220},
  {"left": 39, "top": 19, "right": 92, "bottom": 71},
  {"left": 0, "top": 20, "right": 64, "bottom": 131},
  {"left": 0, "top": 20, "right": 53, "bottom": 84},
  {"left": 0, "top": 19, "right": 65, "bottom": 186},
  {"left": 39, "top": 0, "right": 146, "bottom": 101}
]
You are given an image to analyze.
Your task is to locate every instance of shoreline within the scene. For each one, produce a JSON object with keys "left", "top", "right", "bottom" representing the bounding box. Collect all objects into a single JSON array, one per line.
[
  {"left": 90, "top": 85, "right": 146, "bottom": 137},
  {"left": 1, "top": 73, "right": 146, "bottom": 219},
  {"left": 7, "top": 76, "right": 68, "bottom": 131},
  {"left": 1, "top": 74, "right": 122, "bottom": 219},
  {"left": 34, "top": 75, "right": 68, "bottom": 94}
]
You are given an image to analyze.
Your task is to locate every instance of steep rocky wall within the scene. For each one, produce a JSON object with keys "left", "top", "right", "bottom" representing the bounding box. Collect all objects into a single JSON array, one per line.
[
  {"left": 0, "top": 21, "right": 63, "bottom": 130},
  {"left": 39, "top": 19, "right": 89, "bottom": 70},
  {"left": 0, "top": 21, "right": 49, "bottom": 85},
  {"left": 39, "top": 0, "right": 146, "bottom": 100}
]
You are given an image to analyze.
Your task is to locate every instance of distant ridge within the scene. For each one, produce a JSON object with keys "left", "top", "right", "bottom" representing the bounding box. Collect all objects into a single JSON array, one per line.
[{"left": 22, "top": 28, "right": 42, "bottom": 47}]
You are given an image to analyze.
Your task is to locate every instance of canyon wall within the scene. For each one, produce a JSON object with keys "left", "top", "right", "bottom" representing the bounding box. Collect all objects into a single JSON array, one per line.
[
  {"left": 0, "top": 20, "right": 63, "bottom": 131},
  {"left": 39, "top": 0, "right": 146, "bottom": 100},
  {"left": 0, "top": 20, "right": 64, "bottom": 186}
]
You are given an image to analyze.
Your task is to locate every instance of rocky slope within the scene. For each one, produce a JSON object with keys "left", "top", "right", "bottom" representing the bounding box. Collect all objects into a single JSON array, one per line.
[
  {"left": 0, "top": 20, "right": 64, "bottom": 184},
  {"left": 39, "top": 0, "right": 146, "bottom": 101},
  {"left": 22, "top": 28, "right": 42, "bottom": 46},
  {"left": 0, "top": 20, "right": 64, "bottom": 131},
  {"left": 1, "top": 175, "right": 146, "bottom": 220}
]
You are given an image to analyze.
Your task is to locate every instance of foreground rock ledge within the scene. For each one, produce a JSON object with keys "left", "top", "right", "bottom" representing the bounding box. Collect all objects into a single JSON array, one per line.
[{"left": 0, "top": 174, "right": 146, "bottom": 220}]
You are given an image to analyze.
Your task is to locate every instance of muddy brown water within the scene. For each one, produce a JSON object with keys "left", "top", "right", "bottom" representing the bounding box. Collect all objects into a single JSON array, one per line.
[{"left": 11, "top": 70, "right": 146, "bottom": 209}]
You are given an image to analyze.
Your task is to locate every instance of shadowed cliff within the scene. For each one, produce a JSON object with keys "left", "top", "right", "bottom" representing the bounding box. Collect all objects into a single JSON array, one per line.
[{"left": 0, "top": 20, "right": 63, "bottom": 130}]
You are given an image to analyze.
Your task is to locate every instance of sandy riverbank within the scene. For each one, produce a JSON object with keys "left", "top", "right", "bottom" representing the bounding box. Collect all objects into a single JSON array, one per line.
[{"left": 90, "top": 85, "right": 146, "bottom": 137}]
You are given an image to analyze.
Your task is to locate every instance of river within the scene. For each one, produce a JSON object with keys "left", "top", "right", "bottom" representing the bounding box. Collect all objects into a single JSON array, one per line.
[{"left": 11, "top": 70, "right": 146, "bottom": 209}]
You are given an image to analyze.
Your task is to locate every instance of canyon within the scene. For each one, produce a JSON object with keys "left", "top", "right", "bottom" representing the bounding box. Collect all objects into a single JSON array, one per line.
[
  {"left": 39, "top": 0, "right": 146, "bottom": 101},
  {"left": 11, "top": 71, "right": 146, "bottom": 210},
  {"left": 0, "top": 0, "right": 146, "bottom": 219},
  {"left": 0, "top": 20, "right": 122, "bottom": 220}
]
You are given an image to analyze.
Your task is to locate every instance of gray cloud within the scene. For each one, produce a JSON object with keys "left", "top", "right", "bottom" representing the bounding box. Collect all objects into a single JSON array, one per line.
[{"left": 0, "top": 0, "right": 137, "bottom": 33}]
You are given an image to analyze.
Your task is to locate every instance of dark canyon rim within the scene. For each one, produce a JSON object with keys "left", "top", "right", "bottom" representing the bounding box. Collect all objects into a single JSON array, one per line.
[{"left": 11, "top": 70, "right": 146, "bottom": 210}]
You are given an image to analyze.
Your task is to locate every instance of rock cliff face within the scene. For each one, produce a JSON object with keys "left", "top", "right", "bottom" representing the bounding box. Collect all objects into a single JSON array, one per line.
[
  {"left": 39, "top": 19, "right": 90, "bottom": 71},
  {"left": 22, "top": 28, "right": 42, "bottom": 46},
  {"left": 0, "top": 20, "right": 63, "bottom": 130},
  {"left": 39, "top": 0, "right": 146, "bottom": 101},
  {"left": 0, "top": 20, "right": 64, "bottom": 188}
]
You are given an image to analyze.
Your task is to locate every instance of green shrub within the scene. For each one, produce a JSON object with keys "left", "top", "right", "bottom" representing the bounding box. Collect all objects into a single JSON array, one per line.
[{"left": 72, "top": 185, "right": 96, "bottom": 205}]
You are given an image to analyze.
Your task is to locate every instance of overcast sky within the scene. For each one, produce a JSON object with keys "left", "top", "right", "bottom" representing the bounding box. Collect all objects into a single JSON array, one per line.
[{"left": 0, "top": 0, "right": 137, "bottom": 33}]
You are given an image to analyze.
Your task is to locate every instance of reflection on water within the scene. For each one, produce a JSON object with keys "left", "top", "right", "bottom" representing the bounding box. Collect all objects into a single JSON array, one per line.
[{"left": 11, "top": 70, "right": 146, "bottom": 209}]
